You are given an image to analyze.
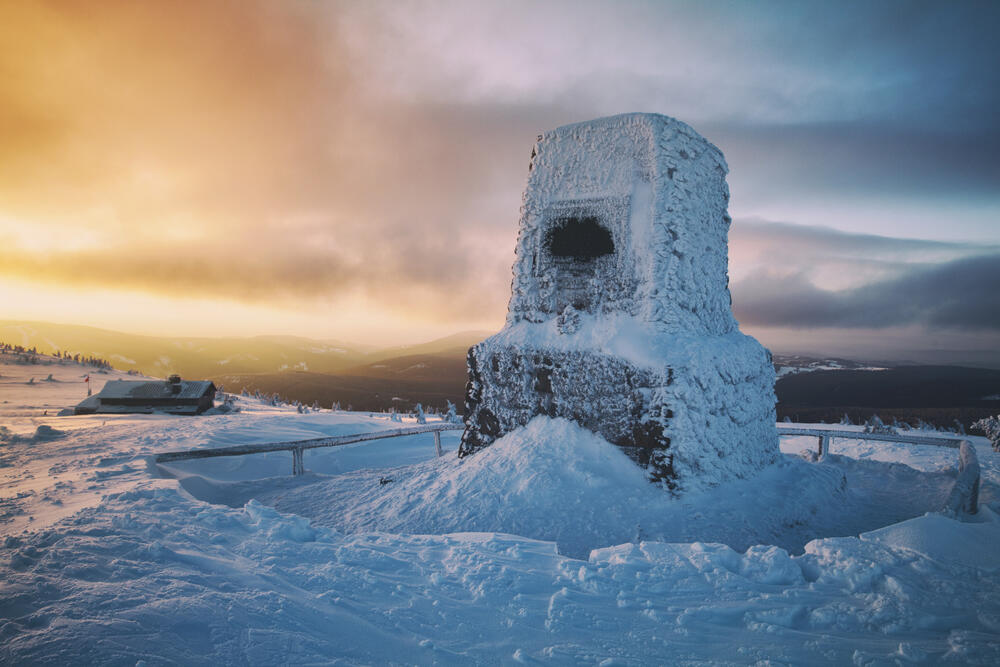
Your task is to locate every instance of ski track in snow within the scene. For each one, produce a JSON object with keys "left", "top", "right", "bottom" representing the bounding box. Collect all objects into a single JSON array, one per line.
[{"left": 1, "top": 354, "right": 999, "bottom": 664}]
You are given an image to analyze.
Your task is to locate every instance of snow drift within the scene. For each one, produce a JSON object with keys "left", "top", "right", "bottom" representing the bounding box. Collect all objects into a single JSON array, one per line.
[{"left": 258, "top": 417, "right": 953, "bottom": 558}]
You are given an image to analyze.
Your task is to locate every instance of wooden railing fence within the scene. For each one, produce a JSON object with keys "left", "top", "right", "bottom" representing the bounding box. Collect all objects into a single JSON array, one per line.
[{"left": 154, "top": 423, "right": 464, "bottom": 476}]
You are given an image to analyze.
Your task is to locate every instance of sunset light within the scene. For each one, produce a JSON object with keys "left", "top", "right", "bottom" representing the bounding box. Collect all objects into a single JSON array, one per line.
[
  {"left": 1, "top": 0, "right": 997, "bottom": 358},
  {"left": 3, "top": 3, "right": 1000, "bottom": 663}
]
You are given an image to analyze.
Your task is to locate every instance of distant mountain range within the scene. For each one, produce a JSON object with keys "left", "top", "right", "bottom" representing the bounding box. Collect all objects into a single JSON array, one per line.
[
  {"left": 771, "top": 355, "right": 888, "bottom": 378},
  {"left": 0, "top": 320, "right": 485, "bottom": 413},
  {"left": 3, "top": 320, "right": 998, "bottom": 426},
  {"left": 0, "top": 320, "right": 487, "bottom": 379}
]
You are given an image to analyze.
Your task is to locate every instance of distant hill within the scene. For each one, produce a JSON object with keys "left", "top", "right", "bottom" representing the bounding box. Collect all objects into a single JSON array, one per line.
[
  {"left": 211, "top": 369, "right": 466, "bottom": 413},
  {"left": 210, "top": 350, "right": 473, "bottom": 413},
  {"left": 362, "top": 331, "right": 488, "bottom": 364},
  {"left": 6, "top": 320, "right": 997, "bottom": 429},
  {"left": 771, "top": 355, "right": 888, "bottom": 377},
  {"left": 0, "top": 321, "right": 369, "bottom": 378},
  {"left": 775, "top": 365, "right": 1000, "bottom": 428},
  {"left": 0, "top": 320, "right": 489, "bottom": 382}
]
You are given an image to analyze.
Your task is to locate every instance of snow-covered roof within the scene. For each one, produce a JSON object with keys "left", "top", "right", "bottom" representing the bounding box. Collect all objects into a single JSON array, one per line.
[{"left": 94, "top": 379, "right": 215, "bottom": 401}]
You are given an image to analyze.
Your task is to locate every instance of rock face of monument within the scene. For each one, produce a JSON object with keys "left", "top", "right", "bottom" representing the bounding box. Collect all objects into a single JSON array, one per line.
[{"left": 459, "top": 113, "right": 778, "bottom": 493}]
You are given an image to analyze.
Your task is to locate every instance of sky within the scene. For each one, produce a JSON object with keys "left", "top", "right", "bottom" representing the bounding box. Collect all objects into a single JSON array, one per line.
[{"left": 1, "top": 0, "right": 998, "bottom": 362}]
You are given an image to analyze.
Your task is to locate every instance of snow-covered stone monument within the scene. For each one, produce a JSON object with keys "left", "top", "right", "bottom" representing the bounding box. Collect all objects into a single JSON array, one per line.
[{"left": 459, "top": 113, "right": 778, "bottom": 493}]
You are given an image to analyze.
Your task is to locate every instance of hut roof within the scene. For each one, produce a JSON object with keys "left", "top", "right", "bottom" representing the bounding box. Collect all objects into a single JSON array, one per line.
[{"left": 95, "top": 379, "right": 214, "bottom": 401}]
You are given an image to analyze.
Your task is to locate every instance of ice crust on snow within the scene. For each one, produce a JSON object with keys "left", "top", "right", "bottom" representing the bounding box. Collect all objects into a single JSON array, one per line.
[{"left": 461, "top": 113, "right": 777, "bottom": 492}]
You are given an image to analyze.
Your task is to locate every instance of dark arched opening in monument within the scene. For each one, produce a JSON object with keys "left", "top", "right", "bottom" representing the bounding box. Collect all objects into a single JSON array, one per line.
[
  {"left": 545, "top": 217, "right": 614, "bottom": 259},
  {"left": 543, "top": 216, "right": 616, "bottom": 313}
]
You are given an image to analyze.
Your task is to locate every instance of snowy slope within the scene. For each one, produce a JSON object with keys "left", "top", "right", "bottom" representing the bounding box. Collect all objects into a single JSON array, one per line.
[{"left": 2, "top": 354, "right": 999, "bottom": 664}]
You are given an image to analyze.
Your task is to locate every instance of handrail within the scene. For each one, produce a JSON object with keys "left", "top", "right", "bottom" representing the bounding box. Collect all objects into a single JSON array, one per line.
[
  {"left": 777, "top": 426, "right": 964, "bottom": 449},
  {"left": 154, "top": 421, "right": 981, "bottom": 513},
  {"left": 154, "top": 422, "right": 465, "bottom": 475},
  {"left": 778, "top": 426, "right": 979, "bottom": 515}
]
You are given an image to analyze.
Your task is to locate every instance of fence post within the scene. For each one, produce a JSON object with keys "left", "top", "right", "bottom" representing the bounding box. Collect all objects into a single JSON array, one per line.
[
  {"left": 944, "top": 440, "right": 980, "bottom": 515},
  {"left": 434, "top": 431, "right": 443, "bottom": 457},
  {"left": 292, "top": 447, "right": 304, "bottom": 475},
  {"left": 818, "top": 435, "right": 831, "bottom": 457}
]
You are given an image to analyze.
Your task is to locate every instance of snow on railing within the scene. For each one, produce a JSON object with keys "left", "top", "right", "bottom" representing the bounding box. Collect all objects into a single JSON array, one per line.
[
  {"left": 154, "top": 423, "right": 465, "bottom": 476},
  {"left": 777, "top": 425, "right": 979, "bottom": 515},
  {"left": 776, "top": 425, "right": 964, "bottom": 457}
]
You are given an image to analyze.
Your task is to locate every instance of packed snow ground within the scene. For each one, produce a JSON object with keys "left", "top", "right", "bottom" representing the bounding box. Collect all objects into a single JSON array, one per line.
[{"left": 2, "top": 354, "right": 999, "bottom": 664}]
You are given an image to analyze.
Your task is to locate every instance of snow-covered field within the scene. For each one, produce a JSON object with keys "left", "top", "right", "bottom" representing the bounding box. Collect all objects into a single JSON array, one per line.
[{"left": 2, "top": 354, "right": 999, "bottom": 664}]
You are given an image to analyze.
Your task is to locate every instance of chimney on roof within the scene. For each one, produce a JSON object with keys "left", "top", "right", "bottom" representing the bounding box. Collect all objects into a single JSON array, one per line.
[{"left": 168, "top": 374, "right": 182, "bottom": 394}]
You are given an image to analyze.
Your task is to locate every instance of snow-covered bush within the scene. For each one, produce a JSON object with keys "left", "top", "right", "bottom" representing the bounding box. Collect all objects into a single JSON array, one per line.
[
  {"left": 211, "top": 392, "right": 240, "bottom": 414},
  {"left": 863, "top": 414, "right": 897, "bottom": 435},
  {"left": 972, "top": 416, "right": 1000, "bottom": 452},
  {"left": 414, "top": 403, "right": 426, "bottom": 425},
  {"left": 445, "top": 400, "right": 461, "bottom": 424}
]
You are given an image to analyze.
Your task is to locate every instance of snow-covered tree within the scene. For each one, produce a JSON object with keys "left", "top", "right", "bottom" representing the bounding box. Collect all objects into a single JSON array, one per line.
[
  {"left": 445, "top": 400, "right": 461, "bottom": 424},
  {"left": 862, "top": 414, "right": 896, "bottom": 435},
  {"left": 972, "top": 416, "right": 1000, "bottom": 452},
  {"left": 414, "top": 403, "right": 426, "bottom": 424}
]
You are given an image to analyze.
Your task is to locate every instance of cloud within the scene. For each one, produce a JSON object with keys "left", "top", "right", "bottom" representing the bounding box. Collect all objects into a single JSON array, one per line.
[
  {"left": 733, "top": 254, "right": 1000, "bottom": 330},
  {"left": 0, "top": 1, "right": 537, "bottom": 322},
  {"left": 714, "top": 124, "right": 1000, "bottom": 211},
  {"left": 728, "top": 217, "right": 1000, "bottom": 292},
  {"left": 729, "top": 218, "right": 998, "bottom": 269},
  {"left": 1, "top": 1, "right": 998, "bottom": 348},
  {"left": 729, "top": 220, "right": 1000, "bottom": 334}
]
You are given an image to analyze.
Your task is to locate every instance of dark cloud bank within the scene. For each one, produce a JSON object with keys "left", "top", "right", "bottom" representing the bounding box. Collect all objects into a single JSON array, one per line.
[{"left": 733, "top": 254, "right": 1000, "bottom": 331}]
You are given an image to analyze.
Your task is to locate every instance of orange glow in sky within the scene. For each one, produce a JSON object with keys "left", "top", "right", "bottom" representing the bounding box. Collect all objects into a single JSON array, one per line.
[
  {"left": 0, "top": 1, "right": 511, "bottom": 343},
  {"left": 2, "top": 1, "right": 997, "bottom": 358}
]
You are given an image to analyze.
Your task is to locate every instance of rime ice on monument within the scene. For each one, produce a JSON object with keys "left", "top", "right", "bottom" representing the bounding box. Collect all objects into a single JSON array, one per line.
[{"left": 459, "top": 113, "right": 778, "bottom": 493}]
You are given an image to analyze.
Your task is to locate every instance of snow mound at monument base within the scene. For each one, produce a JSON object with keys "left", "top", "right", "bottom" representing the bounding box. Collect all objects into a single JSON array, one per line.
[
  {"left": 462, "top": 326, "right": 779, "bottom": 493},
  {"left": 263, "top": 416, "right": 865, "bottom": 558}
]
